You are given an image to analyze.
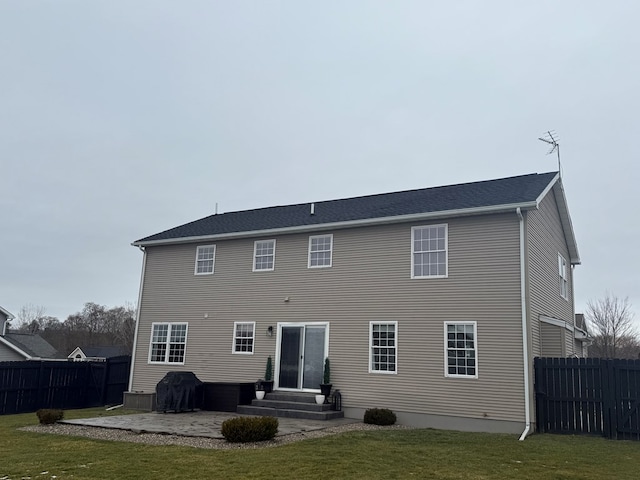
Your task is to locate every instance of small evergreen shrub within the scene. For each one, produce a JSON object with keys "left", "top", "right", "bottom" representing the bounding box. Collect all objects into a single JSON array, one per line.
[
  {"left": 363, "top": 408, "right": 397, "bottom": 426},
  {"left": 264, "top": 356, "right": 273, "bottom": 382},
  {"left": 221, "top": 416, "right": 278, "bottom": 443},
  {"left": 36, "top": 409, "right": 64, "bottom": 425}
]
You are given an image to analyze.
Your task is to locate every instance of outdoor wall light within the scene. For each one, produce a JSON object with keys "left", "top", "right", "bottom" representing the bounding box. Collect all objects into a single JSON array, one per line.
[{"left": 266, "top": 326, "right": 274, "bottom": 337}]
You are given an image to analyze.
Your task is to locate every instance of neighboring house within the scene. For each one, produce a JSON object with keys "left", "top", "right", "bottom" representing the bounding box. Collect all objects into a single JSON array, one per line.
[
  {"left": 127, "top": 171, "right": 583, "bottom": 436},
  {"left": 573, "top": 313, "right": 591, "bottom": 357},
  {"left": 68, "top": 345, "right": 129, "bottom": 361},
  {"left": 0, "top": 305, "right": 60, "bottom": 361}
]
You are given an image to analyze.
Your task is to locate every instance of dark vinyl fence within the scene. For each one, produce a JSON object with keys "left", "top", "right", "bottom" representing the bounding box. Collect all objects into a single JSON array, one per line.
[
  {"left": 0, "top": 355, "right": 131, "bottom": 415},
  {"left": 535, "top": 357, "right": 640, "bottom": 440}
]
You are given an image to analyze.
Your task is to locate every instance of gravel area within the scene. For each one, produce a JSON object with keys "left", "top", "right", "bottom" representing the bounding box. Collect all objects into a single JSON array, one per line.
[{"left": 20, "top": 422, "right": 411, "bottom": 450}]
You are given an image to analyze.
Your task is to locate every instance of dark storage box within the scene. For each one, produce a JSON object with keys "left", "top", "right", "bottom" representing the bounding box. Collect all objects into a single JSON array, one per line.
[{"left": 202, "top": 382, "right": 255, "bottom": 412}]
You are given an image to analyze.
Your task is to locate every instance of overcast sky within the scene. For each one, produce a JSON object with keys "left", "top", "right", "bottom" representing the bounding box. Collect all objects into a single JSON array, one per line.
[{"left": 1, "top": 1, "right": 638, "bottom": 325}]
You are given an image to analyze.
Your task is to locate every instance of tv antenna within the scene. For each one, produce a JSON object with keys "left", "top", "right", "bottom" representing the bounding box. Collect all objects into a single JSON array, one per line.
[{"left": 538, "top": 130, "right": 561, "bottom": 177}]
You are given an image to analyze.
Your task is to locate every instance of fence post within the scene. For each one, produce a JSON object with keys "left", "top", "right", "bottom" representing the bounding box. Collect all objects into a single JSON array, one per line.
[{"left": 100, "top": 359, "right": 110, "bottom": 406}]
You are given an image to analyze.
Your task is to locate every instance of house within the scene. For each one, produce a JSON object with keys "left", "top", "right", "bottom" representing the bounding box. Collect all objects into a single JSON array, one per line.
[
  {"left": 68, "top": 345, "right": 129, "bottom": 361},
  {"left": 0, "top": 305, "right": 60, "bottom": 361},
  {"left": 126, "top": 171, "right": 582, "bottom": 437}
]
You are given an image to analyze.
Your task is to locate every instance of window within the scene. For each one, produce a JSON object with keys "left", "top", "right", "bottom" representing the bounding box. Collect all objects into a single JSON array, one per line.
[
  {"left": 445, "top": 322, "right": 477, "bottom": 378},
  {"left": 308, "top": 234, "right": 333, "bottom": 268},
  {"left": 194, "top": 245, "right": 216, "bottom": 275},
  {"left": 370, "top": 322, "right": 397, "bottom": 373},
  {"left": 412, "top": 224, "right": 447, "bottom": 278},
  {"left": 233, "top": 322, "right": 255, "bottom": 354},
  {"left": 253, "top": 239, "right": 276, "bottom": 271},
  {"left": 149, "top": 323, "right": 188, "bottom": 364},
  {"left": 558, "top": 254, "right": 568, "bottom": 300}
]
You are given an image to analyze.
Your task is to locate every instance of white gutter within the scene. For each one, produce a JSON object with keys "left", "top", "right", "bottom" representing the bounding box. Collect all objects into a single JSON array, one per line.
[
  {"left": 128, "top": 246, "right": 147, "bottom": 392},
  {"left": 516, "top": 207, "right": 531, "bottom": 441},
  {"left": 133, "top": 201, "right": 538, "bottom": 247}
]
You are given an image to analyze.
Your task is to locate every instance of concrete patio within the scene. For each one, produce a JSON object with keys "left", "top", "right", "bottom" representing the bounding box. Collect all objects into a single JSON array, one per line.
[{"left": 62, "top": 410, "right": 358, "bottom": 439}]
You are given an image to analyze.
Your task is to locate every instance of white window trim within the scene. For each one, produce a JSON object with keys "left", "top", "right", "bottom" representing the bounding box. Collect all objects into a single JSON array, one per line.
[
  {"left": 308, "top": 234, "right": 333, "bottom": 269},
  {"left": 558, "top": 253, "right": 568, "bottom": 300},
  {"left": 369, "top": 321, "right": 398, "bottom": 375},
  {"left": 411, "top": 224, "right": 448, "bottom": 279},
  {"left": 148, "top": 322, "right": 188, "bottom": 365},
  {"left": 194, "top": 245, "right": 216, "bottom": 275},
  {"left": 232, "top": 321, "right": 256, "bottom": 355},
  {"left": 444, "top": 321, "right": 478, "bottom": 379},
  {"left": 253, "top": 239, "right": 276, "bottom": 272}
]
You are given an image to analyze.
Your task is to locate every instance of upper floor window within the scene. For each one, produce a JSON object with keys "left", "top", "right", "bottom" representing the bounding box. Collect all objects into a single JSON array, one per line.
[
  {"left": 558, "top": 254, "right": 568, "bottom": 300},
  {"left": 308, "top": 234, "right": 333, "bottom": 268},
  {"left": 149, "top": 323, "right": 188, "bottom": 364},
  {"left": 411, "top": 224, "right": 448, "bottom": 278},
  {"left": 369, "top": 321, "right": 397, "bottom": 374},
  {"left": 445, "top": 322, "right": 477, "bottom": 378},
  {"left": 194, "top": 245, "right": 216, "bottom": 275},
  {"left": 253, "top": 240, "right": 276, "bottom": 271},
  {"left": 232, "top": 322, "right": 255, "bottom": 354}
]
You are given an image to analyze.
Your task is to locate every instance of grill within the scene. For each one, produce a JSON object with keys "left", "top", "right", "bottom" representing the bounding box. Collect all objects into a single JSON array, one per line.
[{"left": 155, "top": 371, "right": 203, "bottom": 413}]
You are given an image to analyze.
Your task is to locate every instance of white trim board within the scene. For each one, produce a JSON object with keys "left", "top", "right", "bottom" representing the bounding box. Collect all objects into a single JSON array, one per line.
[{"left": 539, "top": 315, "right": 574, "bottom": 332}]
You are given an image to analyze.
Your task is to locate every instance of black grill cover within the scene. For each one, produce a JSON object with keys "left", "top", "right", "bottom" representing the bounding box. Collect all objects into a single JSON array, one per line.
[{"left": 155, "top": 371, "right": 203, "bottom": 413}]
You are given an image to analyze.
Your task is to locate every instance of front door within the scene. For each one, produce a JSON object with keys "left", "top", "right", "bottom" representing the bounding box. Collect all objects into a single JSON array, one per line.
[{"left": 276, "top": 323, "right": 328, "bottom": 391}]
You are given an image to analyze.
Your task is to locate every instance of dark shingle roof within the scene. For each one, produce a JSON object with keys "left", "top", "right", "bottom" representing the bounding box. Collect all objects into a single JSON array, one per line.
[
  {"left": 77, "top": 346, "right": 129, "bottom": 358},
  {"left": 135, "top": 172, "right": 558, "bottom": 244},
  {"left": 3, "top": 331, "right": 60, "bottom": 359}
]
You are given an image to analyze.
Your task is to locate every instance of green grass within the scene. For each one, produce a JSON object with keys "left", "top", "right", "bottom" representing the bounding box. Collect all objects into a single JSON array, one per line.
[{"left": 2, "top": 408, "right": 640, "bottom": 479}]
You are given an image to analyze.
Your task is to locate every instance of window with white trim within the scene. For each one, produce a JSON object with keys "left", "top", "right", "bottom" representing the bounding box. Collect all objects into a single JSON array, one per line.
[
  {"left": 253, "top": 240, "right": 276, "bottom": 271},
  {"left": 370, "top": 322, "right": 397, "bottom": 373},
  {"left": 194, "top": 245, "right": 216, "bottom": 275},
  {"left": 412, "top": 224, "right": 447, "bottom": 278},
  {"left": 308, "top": 234, "right": 333, "bottom": 268},
  {"left": 149, "top": 323, "right": 188, "bottom": 364},
  {"left": 233, "top": 322, "right": 255, "bottom": 354},
  {"left": 558, "top": 254, "right": 568, "bottom": 300},
  {"left": 445, "top": 322, "right": 477, "bottom": 378}
]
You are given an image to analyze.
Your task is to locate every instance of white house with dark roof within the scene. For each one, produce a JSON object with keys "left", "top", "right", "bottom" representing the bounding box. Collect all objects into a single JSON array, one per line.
[
  {"left": 0, "top": 305, "right": 60, "bottom": 361},
  {"left": 68, "top": 345, "right": 129, "bottom": 361},
  {"left": 126, "top": 172, "right": 583, "bottom": 438}
]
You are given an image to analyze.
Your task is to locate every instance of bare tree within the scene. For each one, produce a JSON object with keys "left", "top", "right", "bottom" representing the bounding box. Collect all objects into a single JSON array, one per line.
[
  {"left": 15, "top": 304, "right": 47, "bottom": 333},
  {"left": 586, "top": 294, "right": 638, "bottom": 358}
]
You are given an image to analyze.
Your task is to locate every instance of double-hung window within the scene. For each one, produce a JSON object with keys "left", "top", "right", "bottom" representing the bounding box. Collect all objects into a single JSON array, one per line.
[
  {"left": 194, "top": 245, "right": 216, "bottom": 275},
  {"left": 149, "top": 323, "right": 188, "bottom": 364},
  {"left": 558, "top": 254, "right": 568, "bottom": 300},
  {"left": 445, "top": 322, "right": 477, "bottom": 378},
  {"left": 370, "top": 321, "right": 397, "bottom": 373},
  {"left": 412, "top": 224, "right": 447, "bottom": 278},
  {"left": 233, "top": 322, "right": 255, "bottom": 354},
  {"left": 308, "top": 234, "right": 333, "bottom": 268},
  {"left": 253, "top": 240, "right": 276, "bottom": 271}
]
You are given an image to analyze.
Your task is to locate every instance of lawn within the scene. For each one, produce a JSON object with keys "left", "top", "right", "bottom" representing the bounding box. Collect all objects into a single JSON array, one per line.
[{"left": 1, "top": 408, "right": 639, "bottom": 480}]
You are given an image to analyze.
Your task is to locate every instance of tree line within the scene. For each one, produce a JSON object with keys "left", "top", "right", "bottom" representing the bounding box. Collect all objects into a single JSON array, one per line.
[
  {"left": 12, "top": 302, "right": 136, "bottom": 357},
  {"left": 584, "top": 294, "right": 639, "bottom": 359}
]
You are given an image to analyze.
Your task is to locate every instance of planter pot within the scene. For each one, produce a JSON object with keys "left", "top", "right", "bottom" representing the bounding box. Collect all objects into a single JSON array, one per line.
[
  {"left": 319, "top": 383, "right": 332, "bottom": 403},
  {"left": 262, "top": 380, "right": 274, "bottom": 393},
  {"left": 315, "top": 394, "right": 325, "bottom": 405},
  {"left": 255, "top": 390, "right": 265, "bottom": 400}
]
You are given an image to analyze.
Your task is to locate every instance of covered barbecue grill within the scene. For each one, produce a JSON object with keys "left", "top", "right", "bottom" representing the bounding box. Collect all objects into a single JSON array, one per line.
[{"left": 155, "top": 371, "right": 203, "bottom": 413}]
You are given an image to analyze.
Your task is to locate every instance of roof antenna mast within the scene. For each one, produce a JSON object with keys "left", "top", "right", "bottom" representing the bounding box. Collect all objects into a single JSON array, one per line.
[{"left": 538, "top": 130, "right": 561, "bottom": 178}]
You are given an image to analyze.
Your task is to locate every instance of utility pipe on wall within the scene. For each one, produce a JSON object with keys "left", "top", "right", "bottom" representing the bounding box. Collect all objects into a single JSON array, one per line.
[{"left": 516, "top": 207, "right": 531, "bottom": 441}]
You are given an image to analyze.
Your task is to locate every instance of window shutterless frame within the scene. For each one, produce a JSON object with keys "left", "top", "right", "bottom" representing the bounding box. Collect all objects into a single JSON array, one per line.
[
  {"left": 558, "top": 253, "right": 568, "bottom": 300},
  {"left": 232, "top": 321, "right": 256, "bottom": 355},
  {"left": 194, "top": 245, "right": 216, "bottom": 275},
  {"left": 369, "top": 321, "right": 398, "bottom": 374},
  {"left": 148, "top": 322, "right": 188, "bottom": 365},
  {"left": 308, "top": 234, "right": 333, "bottom": 268},
  {"left": 253, "top": 239, "right": 276, "bottom": 272},
  {"left": 444, "top": 321, "right": 478, "bottom": 379},
  {"left": 411, "top": 224, "right": 448, "bottom": 279}
]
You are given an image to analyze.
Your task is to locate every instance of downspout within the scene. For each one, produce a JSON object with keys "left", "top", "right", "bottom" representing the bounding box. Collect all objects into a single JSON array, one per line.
[
  {"left": 128, "top": 245, "right": 147, "bottom": 392},
  {"left": 516, "top": 207, "right": 531, "bottom": 441}
]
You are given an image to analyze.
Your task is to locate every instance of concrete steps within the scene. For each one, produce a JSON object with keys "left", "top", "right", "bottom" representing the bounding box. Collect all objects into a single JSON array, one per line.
[{"left": 237, "top": 391, "right": 344, "bottom": 421}]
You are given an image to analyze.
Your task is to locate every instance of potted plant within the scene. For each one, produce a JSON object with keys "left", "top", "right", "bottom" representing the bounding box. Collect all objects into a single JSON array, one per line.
[
  {"left": 319, "top": 357, "right": 332, "bottom": 403},
  {"left": 255, "top": 380, "right": 265, "bottom": 400},
  {"left": 263, "top": 356, "right": 274, "bottom": 393},
  {"left": 315, "top": 394, "right": 325, "bottom": 405}
]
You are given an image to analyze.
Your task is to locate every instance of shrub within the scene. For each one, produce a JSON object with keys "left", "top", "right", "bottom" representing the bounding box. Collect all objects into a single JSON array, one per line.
[
  {"left": 36, "top": 409, "right": 64, "bottom": 425},
  {"left": 323, "top": 357, "right": 331, "bottom": 384},
  {"left": 363, "top": 408, "right": 396, "bottom": 426},
  {"left": 221, "top": 416, "right": 278, "bottom": 443},
  {"left": 265, "top": 356, "right": 273, "bottom": 382}
]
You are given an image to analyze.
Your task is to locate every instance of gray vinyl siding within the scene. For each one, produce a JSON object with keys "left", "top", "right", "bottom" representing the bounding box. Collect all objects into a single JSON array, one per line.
[
  {"left": 540, "top": 323, "right": 564, "bottom": 357},
  {"left": 0, "top": 344, "right": 25, "bottom": 361},
  {"left": 132, "top": 212, "right": 526, "bottom": 423},
  {"left": 526, "top": 189, "right": 575, "bottom": 358}
]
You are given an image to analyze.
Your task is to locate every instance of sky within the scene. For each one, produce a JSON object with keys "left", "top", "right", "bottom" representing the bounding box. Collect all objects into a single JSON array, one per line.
[{"left": 1, "top": 1, "right": 638, "bottom": 325}]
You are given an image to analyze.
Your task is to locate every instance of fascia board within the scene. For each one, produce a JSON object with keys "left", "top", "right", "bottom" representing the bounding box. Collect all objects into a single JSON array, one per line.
[
  {"left": 133, "top": 201, "right": 537, "bottom": 247},
  {"left": 0, "top": 306, "right": 15, "bottom": 320}
]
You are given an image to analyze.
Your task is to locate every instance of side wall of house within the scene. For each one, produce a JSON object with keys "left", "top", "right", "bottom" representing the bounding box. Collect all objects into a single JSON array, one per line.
[
  {"left": 0, "top": 343, "right": 25, "bottom": 361},
  {"left": 526, "top": 189, "right": 575, "bottom": 358},
  {"left": 131, "top": 212, "right": 526, "bottom": 432}
]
